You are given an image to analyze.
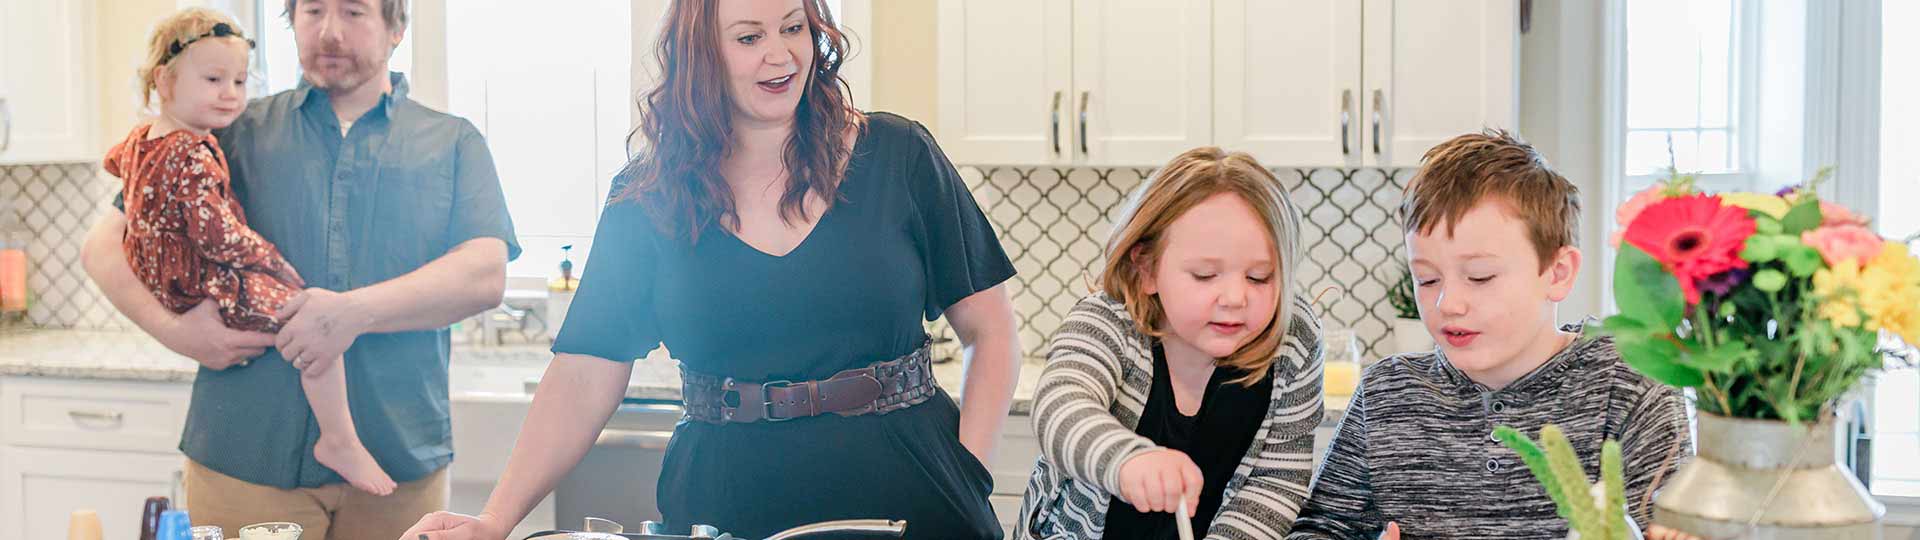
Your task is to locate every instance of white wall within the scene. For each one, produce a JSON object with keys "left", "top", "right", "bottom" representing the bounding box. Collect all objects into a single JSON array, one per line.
[{"left": 1516, "top": 0, "right": 1607, "bottom": 324}]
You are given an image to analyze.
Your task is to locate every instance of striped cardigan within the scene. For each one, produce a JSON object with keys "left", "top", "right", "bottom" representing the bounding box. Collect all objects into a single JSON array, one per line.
[{"left": 1016, "top": 293, "right": 1325, "bottom": 540}]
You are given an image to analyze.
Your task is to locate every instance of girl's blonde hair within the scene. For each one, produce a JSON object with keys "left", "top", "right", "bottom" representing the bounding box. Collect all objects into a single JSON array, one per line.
[
  {"left": 1101, "top": 147, "right": 1305, "bottom": 386},
  {"left": 139, "top": 8, "right": 250, "bottom": 108}
]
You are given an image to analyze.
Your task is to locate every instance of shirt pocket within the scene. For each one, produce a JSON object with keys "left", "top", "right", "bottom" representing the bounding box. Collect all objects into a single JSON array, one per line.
[{"left": 368, "top": 160, "right": 455, "bottom": 276}]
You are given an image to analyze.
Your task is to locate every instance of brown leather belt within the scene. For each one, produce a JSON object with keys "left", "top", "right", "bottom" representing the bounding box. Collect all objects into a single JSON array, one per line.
[{"left": 680, "top": 339, "right": 938, "bottom": 424}]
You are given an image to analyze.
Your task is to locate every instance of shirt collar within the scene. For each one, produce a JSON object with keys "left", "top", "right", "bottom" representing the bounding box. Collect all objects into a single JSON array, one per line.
[{"left": 292, "top": 71, "right": 410, "bottom": 118}]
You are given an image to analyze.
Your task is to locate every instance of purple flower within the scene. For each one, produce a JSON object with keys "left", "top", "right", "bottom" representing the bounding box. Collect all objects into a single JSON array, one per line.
[
  {"left": 1775, "top": 184, "right": 1801, "bottom": 197},
  {"left": 1696, "top": 268, "right": 1752, "bottom": 297}
]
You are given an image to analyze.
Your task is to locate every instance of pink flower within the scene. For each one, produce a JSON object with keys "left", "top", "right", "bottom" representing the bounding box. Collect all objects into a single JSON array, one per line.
[
  {"left": 1802, "top": 224, "right": 1885, "bottom": 266},
  {"left": 1821, "top": 201, "right": 1871, "bottom": 227},
  {"left": 1612, "top": 185, "right": 1668, "bottom": 247}
]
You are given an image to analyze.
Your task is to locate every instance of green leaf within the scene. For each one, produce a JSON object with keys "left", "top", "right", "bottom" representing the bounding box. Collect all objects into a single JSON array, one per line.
[
  {"left": 1613, "top": 245, "right": 1685, "bottom": 329},
  {"left": 1602, "top": 314, "right": 1653, "bottom": 337},
  {"left": 1782, "top": 246, "right": 1825, "bottom": 277},
  {"left": 1756, "top": 217, "right": 1784, "bottom": 235},
  {"left": 1742, "top": 234, "right": 1783, "bottom": 262},
  {"left": 1717, "top": 300, "right": 1738, "bottom": 319},
  {"left": 1619, "top": 338, "right": 1705, "bottom": 387},
  {"left": 1781, "top": 198, "right": 1824, "bottom": 234},
  {"left": 1753, "top": 269, "right": 1789, "bottom": 292},
  {"left": 1689, "top": 341, "right": 1754, "bottom": 373}
]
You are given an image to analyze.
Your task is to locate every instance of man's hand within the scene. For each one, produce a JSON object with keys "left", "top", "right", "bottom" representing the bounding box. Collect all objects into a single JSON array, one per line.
[
  {"left": 275, "top": 288, "right": 370, "bottom": 372},
  {"left": 160, "top": 301, "right": 276, "bottom": 370},
  {"left": 1379, "top": 522, "right": 1401, "bottom": 540}
]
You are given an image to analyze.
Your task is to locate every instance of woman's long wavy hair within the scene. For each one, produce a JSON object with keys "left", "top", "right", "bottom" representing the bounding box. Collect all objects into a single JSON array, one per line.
[{"left": 615, "top": 0, "right": 864, "bottom": 242}]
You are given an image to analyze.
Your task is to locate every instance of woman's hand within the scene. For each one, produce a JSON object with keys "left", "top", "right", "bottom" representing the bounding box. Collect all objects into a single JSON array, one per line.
[
  {"left": 399, "top": 511, "right": 509, "bottom": 540},
  {"left": 1117, "top": 448, "right": 1203, "bottom": 515}
]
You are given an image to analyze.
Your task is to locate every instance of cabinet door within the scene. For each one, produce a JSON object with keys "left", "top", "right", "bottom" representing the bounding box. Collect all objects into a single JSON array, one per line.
[
  {"left": 1214, "top": 0, "right": 1363, "bottom": 167},
  {"left": 0, "top": 447, "right": 183, "bottom": 540},
  {"left": 1069, "top": 0, "right": 1213, "bottom": 166},
  {"left": 1362, "top": 0, "right": 1518, "bottom": 167},
  {"left": 935, "top": 0, "right": 1074, "bottom": 165},
  {"left": 0, "top": 0, "right": 98, "bottom": 164}
]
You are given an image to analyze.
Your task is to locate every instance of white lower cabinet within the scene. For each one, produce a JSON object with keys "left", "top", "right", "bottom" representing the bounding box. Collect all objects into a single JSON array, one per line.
[{"left": 0, "top": 376, "right": 192, "bottom": 539}]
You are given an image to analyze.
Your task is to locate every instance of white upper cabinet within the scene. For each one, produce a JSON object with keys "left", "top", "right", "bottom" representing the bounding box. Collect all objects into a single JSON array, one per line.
[
  {"left": 936, "top": 0, "right": 1074, "bottom": 166},
  {"left": 940, "top": 1, "right": 1518, "bottom": 167},
  {"left": 1070, "top": 0, "right": 1213, "bottom": 166},
  {"left": 0, "top": 0, "right": 99, "bottom": 164},
  {"left": 1213, "top": 0, "right": 1363, "bottom": 167},
  {"left": 1362, "top": 0, "right": 1519, "bottom": 167}
]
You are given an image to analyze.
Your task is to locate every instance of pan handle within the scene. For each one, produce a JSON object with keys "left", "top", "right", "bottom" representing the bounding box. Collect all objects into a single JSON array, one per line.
[{"left": 764, "top": 519, "right": 908, "bottom": 540}]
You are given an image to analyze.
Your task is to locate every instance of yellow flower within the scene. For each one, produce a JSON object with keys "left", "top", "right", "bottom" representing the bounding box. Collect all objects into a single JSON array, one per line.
[
  {"left": 1813, "top": 262, "right": 1867, "bottom": 329},
  {"left": 1719, "top": 192, "right": 1791, "bottom": 219},
  {"left": 1859, "top": 242, "right": 1920, "bottom": 344}
]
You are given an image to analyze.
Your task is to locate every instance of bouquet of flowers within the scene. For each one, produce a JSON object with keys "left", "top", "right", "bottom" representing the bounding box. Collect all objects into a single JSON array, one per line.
[{"left": 1601, "top": 171, "right": 1919, "bottom": 422}]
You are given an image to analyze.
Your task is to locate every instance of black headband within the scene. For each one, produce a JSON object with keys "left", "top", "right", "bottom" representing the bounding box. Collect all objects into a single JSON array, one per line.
[{"left": 162, "top": 22, "right": 255, "bottom": 64}]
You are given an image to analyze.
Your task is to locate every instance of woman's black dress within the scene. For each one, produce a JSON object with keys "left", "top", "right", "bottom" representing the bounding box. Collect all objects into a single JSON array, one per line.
[{"left": 551, "top": 112, "right": 1016, "bottom": 539}]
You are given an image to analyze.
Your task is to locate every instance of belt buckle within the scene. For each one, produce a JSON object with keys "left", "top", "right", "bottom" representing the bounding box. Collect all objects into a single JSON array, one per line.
[
  {"left": 759, "top": 380, "right": 799, "bottom": 422},
  {"left": 719, "top": 378, "right": 775, "bottom": 423}
]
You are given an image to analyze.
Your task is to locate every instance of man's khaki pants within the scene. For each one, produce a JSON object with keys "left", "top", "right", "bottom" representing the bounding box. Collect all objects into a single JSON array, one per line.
[{"left": 185, "top": 459, "right": 449, "bottom": 540}]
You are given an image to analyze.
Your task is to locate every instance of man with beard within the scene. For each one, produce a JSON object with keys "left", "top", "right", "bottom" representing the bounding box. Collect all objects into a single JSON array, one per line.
[{"left": 80, "top": 1, "right": 519, "bottom": 538}]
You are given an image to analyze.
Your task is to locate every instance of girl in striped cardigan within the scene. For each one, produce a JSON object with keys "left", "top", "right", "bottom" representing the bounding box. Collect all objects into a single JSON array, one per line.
[{"left": 1016, "top": 147, "right": 1325, "bottom": 540}]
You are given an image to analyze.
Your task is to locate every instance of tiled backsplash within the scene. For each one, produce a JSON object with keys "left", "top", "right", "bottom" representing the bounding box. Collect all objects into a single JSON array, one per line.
[
  {"left": 0, "top": 163, "right": 138, "bottom": 331},
  {"left": 5, "top": 161, "right": 1413, "bottom": 360},
  {"left": 943, "top": 165, "right": 1414, "bottom": 361}
]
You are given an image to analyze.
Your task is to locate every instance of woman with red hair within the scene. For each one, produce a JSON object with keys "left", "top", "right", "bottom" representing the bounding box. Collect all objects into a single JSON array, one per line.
[{"left": 402, "top": 0, "right": 1021, "bottom": 538}]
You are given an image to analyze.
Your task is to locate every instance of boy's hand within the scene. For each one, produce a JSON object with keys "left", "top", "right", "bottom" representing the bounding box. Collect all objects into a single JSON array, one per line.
[
  {"left": 1117, "top": 448, "right": 1203, "bottom": 515},
  {"left": 1378, "top": 522, "right": 1401, "bottom": 540}
]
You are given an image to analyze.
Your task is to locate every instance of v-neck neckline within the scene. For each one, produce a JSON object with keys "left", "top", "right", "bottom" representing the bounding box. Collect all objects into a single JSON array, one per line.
[
  {"left": 715, "top": 122, "right": 872, "bottom": 260},
  {"left": 720, "top": 197, "right": 838, "bottom": 259}
]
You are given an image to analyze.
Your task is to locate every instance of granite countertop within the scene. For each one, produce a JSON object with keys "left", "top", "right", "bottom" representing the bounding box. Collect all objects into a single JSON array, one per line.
[
  {"left": 0, "top": 329, "right": 203, "bottom": 382},
  {"left": 0, "top": 329, "right": 554, "bottom": 383}
]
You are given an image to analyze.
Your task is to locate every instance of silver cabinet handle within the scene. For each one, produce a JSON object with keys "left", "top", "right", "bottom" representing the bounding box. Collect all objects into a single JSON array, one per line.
[
  {"left": 1341, "top": 89, "right": 1353, "bottom": 156},
  {"left": 1371, "top": 89, "right": 1384, "bottom": 155},
  {"left": 595, "top": 428, "right": 673, "bottom": 450},
  {"left": 69, "top": 409, "right": 125, "bottom": 424},
  {"left": 1078, "top": 91, "right": 1090, "bottom": 157},
  {"left": 1050, "top": 91, "right": 1063, "bottom": 156},
  {"left": 0, "top": 97, "right": 11, "bottom": 153}
]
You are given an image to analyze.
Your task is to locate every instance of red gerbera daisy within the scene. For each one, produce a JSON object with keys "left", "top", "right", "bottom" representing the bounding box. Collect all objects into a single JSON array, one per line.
[{"left": 1622, "top": 194, "right": 1757, "bottom": 305}]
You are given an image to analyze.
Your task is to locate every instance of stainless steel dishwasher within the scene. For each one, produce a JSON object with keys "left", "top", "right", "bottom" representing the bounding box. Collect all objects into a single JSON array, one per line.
[{"left": 555, "top": 401, "right": 684, "bottom": 527}]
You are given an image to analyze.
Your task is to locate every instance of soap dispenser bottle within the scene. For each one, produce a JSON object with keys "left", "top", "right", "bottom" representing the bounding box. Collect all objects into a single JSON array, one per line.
[{"left": 545, "top": 245, "right": 578, "bottom": 340}]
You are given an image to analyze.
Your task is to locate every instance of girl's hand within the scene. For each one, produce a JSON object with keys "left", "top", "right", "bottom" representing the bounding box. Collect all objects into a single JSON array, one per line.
[
  {"left": 1116, "top": 448, "right": 1203, "bottom": 515},
  {"left": 274, "top": 261, "right": 305, "bottom": 289},
  {"left": 1378, "top": 521, "right": 1401, "bottom": 540}
]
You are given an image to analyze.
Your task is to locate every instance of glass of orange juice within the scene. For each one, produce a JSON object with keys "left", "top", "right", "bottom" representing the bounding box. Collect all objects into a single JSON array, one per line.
[{"left": 1322, "top": 329, "right": 1362, "bottom": 396}]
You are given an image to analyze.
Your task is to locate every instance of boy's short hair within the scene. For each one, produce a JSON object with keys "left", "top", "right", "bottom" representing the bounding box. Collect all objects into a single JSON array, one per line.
[{"left": 1398, "top": 129, "right": 1580, "bottom": 270}]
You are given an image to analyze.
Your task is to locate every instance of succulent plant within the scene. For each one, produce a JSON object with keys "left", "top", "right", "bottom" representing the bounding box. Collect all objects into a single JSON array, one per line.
[{"left": 1494, "top": 424, "right": 1631, "bottom": 540}]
